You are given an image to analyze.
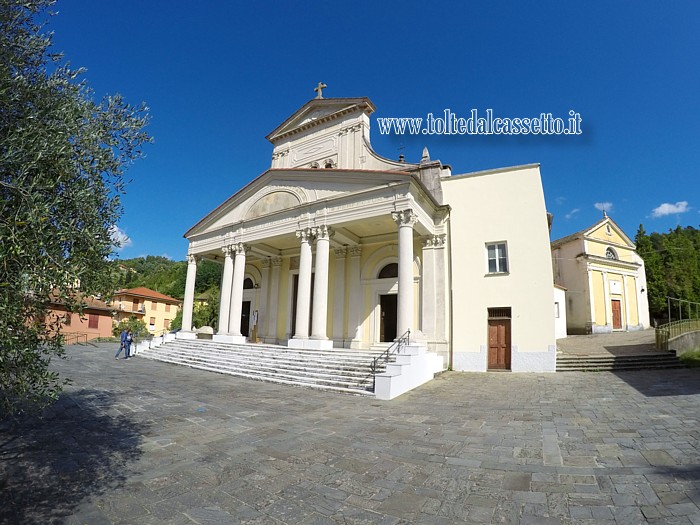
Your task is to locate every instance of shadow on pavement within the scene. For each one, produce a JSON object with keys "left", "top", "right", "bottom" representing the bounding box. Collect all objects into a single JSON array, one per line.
[
  {"left": 612, "top": 369, "right": 700, "bottom": 397},
  {"left": 0, "top": 389, "right": 147, "bottom": 525}
]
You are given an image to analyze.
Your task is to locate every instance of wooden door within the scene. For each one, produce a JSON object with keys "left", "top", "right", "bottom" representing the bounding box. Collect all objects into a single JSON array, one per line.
[
  {"left": 488, "top": 319, "right": 511, "bottom": 370},
  {"left": 611, "top": 299, "right": 622, "bottom": 329}
]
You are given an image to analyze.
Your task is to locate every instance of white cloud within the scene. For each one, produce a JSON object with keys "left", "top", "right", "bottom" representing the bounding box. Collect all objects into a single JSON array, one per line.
[
  {"left": 651, "top": 201, "right": 690, "bottom": 218},
  {"left": 555, "top": 196, "right": 566, "bottom": 206},
  {"left": 110, "top": 225, "right": 132, "bottom": 250},
  {"left": 594, "top": 202, "right": 613, "bottom": 212},
  {"left": 565, "top": 208, "right": 580, "bottom": 220}
]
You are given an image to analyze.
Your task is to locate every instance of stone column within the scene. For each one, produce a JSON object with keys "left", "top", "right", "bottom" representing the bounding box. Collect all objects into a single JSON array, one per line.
[
  {"left": 346, "top": 246, "right": 363, "bottom": 348},
  {"left": 392, "top": 209, "right": 417, "bottom": 338},
  {"left": 291, "top": 228, "right": 313, "bottom": 345},
  {"left": 602, "top": 271, "right": 611, "bottom": 330},
  {"left": 309, "top": 226, "right": 333, "bottom": 349},
  {"left": 258, "top": 258, "right": 271, "bottom": 337},
  {"left": 180, "top": 254, "right": 198, "bottom": 338},
  {"left": 332, "top": 247, "right": 347, "bottom": 346},
  {"left": 227, "top": 243, "right": 248, "bottom": 343},
  {"left": 265, "top": 257, "right": 282, "bottom": 343},
  {"left": 217, "top": 245, "right": 234, "bottom": 335}
]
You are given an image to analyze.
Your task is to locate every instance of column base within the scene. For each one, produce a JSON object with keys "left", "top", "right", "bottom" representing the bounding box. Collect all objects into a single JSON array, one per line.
[
  {"left": 176, "top": 331, "right": 197, "bottom": 340},
  {"left": 288, "top": 338, "right": 334, "bottom": 350},
  {"left": 213, "top": 334, "right": 247, "bottom": 344}
]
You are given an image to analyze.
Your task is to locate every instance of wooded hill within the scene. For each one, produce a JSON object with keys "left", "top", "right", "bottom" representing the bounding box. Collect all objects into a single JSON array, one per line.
[
  {"left": 113, "top": 256, "right": 222, "bottom": 299},
  {"left": 635, "top": 224, "right": 700, "bottom": 323}
]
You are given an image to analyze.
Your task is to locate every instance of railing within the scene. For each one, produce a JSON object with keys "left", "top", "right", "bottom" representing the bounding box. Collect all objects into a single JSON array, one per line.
[
  {"left": 369, "top": 329, "right": 411, "bottom": 391},
  {"left": 63, "top": 332, "right": 88, "bottom": 345},
  {"left": 656, "top": 319, "right": 700, "bottom": 351}
]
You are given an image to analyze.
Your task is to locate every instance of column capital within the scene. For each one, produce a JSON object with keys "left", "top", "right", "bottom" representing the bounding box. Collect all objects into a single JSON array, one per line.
[
  {"left": 334, "top": 247, "right": 348, "bottom": 259},
  {"left": 186, "top": 254, "right": 199, "bottom": 265},
  {"left": 221, "top": 245, "right": 234, "bottom": 257},
  {"left": 232, "top": 242, "right": 249, "bottom": 255},
  {"left": 349, "top": 246, "right": 362, "bottom": 258},
  {"left": 271, "top": 256, "right": 283, "bottom": 267},
  {"left": 261, "top": 257, "right": 271, "bottom": 269},
  {"left": 296, "top": 228, "right": 314, "bottom": 243},
  {"left": 392, "top": 209, "right": 417, "bottom": 228},
  {"left": 312, "top": 225, "right": 334, "bottom": 241},
  {"left": 422, "top": 234, "right": 447, "bottom": 249}
]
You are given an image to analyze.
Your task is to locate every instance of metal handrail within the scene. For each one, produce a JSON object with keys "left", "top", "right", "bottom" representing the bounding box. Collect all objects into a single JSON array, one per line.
[
  {"left": 369, "top": 329, "right": 411, "bottom": 391},
  {"left": 63, "top": 332, "right": 88, "bottom": 345},
  {"left": 655, "top": 319, "right": 700, "bottom": 351}
]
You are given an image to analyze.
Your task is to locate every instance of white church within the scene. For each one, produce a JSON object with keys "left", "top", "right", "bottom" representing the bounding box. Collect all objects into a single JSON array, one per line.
[{"left": 177, "top": 88, "right": 557, "bottom": 374}]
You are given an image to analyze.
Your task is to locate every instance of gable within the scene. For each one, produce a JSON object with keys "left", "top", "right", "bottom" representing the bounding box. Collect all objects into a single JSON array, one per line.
[
  {"left": 266, "top": 98, "right": 375, "bottom": 144},
  {"left": 185, "top": 169, "right": 411, "bottom": 238},
  {"left": 585, "top": 220, "right": 634, "bottom": 248}
]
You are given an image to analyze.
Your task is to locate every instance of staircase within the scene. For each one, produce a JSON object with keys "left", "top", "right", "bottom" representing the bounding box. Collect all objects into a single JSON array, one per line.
[
  {"left": 137, "top": 339, "right": 394, "bottom": 396},
  {"left": 556, "top": 351, "right": 685, "bottom": 372}
]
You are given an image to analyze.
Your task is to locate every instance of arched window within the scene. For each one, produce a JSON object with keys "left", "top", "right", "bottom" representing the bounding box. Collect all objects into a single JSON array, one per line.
[
  {"left": 605, "top": 247, "right": 618, "bottom": 260},
  {"left": 378, "top": 263, "right": 398, "bottom": 279},
  {"left": 243, "top": 277, "right": 255, "bottom": 289}
]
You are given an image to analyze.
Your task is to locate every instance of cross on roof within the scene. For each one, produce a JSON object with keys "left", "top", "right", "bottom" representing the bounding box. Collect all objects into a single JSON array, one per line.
[{"left": 314, "top": 82, "right": 327, "bottom": 99}]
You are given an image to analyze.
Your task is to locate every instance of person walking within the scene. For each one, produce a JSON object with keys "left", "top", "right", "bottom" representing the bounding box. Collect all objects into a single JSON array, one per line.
[{"left": 115, "top": 328, "right": 132, "bottom": 359}]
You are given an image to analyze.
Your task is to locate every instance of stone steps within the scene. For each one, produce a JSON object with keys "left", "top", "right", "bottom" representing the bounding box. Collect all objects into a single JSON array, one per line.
[
  {"left": 138, "top": 340, "right": 393, "bottom": 396},
  {"left": 556, "top": 351, "right": 685, "bottom": 372}
]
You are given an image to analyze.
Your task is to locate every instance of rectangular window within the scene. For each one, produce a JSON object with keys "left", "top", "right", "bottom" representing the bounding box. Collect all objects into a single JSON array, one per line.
[
  {"left": 151, "top": 301, "right": 158, "bottom": 312},
  {"left": 164, "top": 319, "right": 170, "bottom": 329},
  {"left": 554, "top": 302, "right": 560, "bottom": 318},
  {"left": 487, "top": 242, "right": 509, "bottom": 274},
  {"left": 165, "top": 304, "right": 171, "bottom": 313},
  {"left": 149, "top": 317, "right": 156, "bottom": 326},
  {"left": 88, "top": 314, "right": 99, "bottom": 329}
]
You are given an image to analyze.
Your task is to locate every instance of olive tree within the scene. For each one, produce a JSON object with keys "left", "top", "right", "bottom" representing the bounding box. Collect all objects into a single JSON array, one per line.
[{"left": 0, "top": 0, "right": 151, "bottom": 415}]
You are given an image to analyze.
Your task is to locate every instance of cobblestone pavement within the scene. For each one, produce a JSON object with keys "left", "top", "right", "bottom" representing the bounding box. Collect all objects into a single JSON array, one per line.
[{"left": 2, "top": 343, "right": 700, "bottom": 524}]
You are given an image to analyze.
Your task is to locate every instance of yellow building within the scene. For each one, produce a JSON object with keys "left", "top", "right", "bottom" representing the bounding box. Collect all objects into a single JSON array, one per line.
[
  {"left": 111, "top": 287, "right": 181, "bottom": 334},
  {"left": 551, "top": 215, "right": 650, "bottom": 334}
]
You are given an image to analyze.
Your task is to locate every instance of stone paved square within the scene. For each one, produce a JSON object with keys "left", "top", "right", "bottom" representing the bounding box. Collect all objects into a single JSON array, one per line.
[{"left": 2, "top": 343, "right": 700, "bottom": 524}]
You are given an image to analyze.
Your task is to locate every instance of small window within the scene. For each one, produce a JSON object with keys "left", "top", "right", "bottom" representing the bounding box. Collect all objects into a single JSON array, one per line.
[
  {"left": 165, "top": 304, "right": 171, "bottom": 313},
  {"left": 88, "top": 314, "right": 99, "bottom": 329},
  {"left": 554, "top": 302, "right": 560, "bottom": 318},
  {"left": 64, "top": 314, "right": 72, "bottom": 326},
  {"left": 149, "top": 317, "right": 156, "bottom": 326},
  {"left": 378, "top": 263, "right": 399, "bottom": 279},
  {"left": 487, "top": 243, "right": 508, "bottom": 274},
  {"left": 151, "top": 301, "right": 158, "bottom": 311},
  {"left": 243, "top": 278, "right": 255, "bottom": 289},
  {"left": 164, "top": 319, "right": 170, "bottom": 329},
  {"left": 605, "top": 247, "right": 618, "bottom": 260}
]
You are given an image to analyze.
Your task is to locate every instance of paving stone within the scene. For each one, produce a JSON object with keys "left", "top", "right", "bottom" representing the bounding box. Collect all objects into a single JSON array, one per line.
[{"left": 3, "top": 342, "right": 700, "bottom": 525}]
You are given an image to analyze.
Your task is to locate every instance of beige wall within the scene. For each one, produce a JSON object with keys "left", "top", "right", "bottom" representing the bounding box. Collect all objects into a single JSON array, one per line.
[{"left": 442, "top": 165, "right": 556, "bottom": 371}]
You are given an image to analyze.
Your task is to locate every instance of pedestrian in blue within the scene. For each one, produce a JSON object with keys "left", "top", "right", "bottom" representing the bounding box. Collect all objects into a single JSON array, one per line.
[{"left": 115, "top": 329, "right": 132, "bottom": 359}]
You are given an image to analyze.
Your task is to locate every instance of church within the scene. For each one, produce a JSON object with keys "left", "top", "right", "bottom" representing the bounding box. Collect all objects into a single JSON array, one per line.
[{"left": 177, "top": 87, "right": 557, "bottom": 373}]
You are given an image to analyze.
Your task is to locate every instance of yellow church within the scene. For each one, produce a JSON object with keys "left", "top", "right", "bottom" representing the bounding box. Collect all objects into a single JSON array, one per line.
[{"left": 551, "top": 215, "right": 650, "bottom": 334}]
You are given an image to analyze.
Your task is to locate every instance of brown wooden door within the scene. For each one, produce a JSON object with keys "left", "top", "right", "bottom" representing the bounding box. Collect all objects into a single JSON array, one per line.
[
  {"left": 611, "top": 299, "right": 622, "bottom": 329},
  {"left": 488, "top": 319, "right": 511, "bottom": 370}
]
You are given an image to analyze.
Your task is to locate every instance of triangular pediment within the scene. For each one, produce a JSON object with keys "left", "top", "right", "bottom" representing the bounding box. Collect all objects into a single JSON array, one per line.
[
  {"left": 185, "top": 168, "right": 411, "bottom": 238},
  {"left": 266, "top": 97, "right": 375, "bottom": 144},
  {"left": 584, "top": 217, "right": 635, "bottom": 248}
]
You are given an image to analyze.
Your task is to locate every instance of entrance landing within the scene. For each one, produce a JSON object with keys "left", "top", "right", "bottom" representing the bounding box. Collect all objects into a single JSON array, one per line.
[{"left": 556, "top": 329, "right": 658, "bottom": 357}]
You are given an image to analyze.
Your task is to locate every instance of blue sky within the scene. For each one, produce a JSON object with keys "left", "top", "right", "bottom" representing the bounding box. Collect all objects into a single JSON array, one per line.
[{"left": 49, "top": 1, "right": 700, "bottom": 260}]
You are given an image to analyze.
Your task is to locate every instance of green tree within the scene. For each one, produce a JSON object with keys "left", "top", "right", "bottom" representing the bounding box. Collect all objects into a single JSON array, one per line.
[
  {"left": 635, "top": 224, "right": 667, "bottom": 321},
  {"left": 0, "top": 0, "right": 151, "bottom": 415},
  {"left": 112, "top": 317, "right": 149, "bottom": 339}
]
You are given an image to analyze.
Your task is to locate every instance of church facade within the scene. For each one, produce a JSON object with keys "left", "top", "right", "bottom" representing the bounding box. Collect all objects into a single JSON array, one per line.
[{"left": 178, "top": 93, "right": 557, "bottom": 372}]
